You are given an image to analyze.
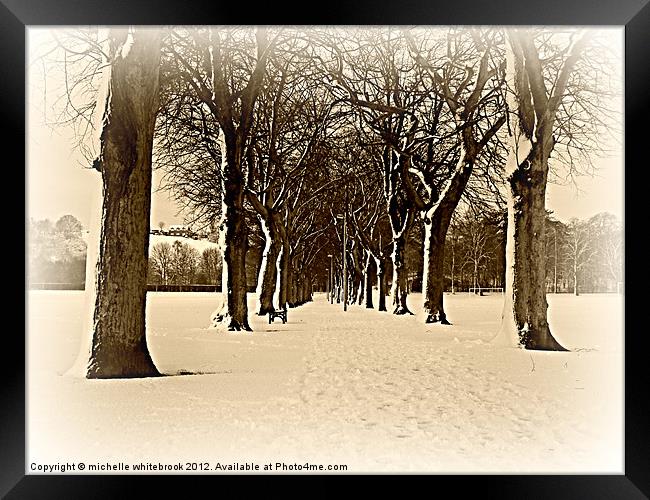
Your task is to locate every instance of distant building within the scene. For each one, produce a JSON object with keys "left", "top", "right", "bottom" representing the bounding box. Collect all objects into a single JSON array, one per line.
[
  {"left": 166, "top": 224, "right": 197, "bottom": 238},
  {"left": 166, "top": 224, "right": 184, "bottom": 235},
  {"left": 150, "top": 224, "right": 208, "bottom": 240}
]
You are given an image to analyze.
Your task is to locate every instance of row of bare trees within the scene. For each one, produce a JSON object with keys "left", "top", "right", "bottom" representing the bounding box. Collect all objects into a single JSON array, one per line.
[
  {"left": 438, "top": 209, "right": 623, "bottom": 296},
  {"left": 36, "top": 25, "right": 619, "bottom": 377},
  {"left": 545, "top": 212, "right": 623, "bottom": 295},
  {"left": 148, "top": 242, "right": 221, "bottom": 286}
]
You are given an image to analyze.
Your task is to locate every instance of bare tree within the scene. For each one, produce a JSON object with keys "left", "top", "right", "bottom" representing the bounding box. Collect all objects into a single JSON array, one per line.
[
  {"left": 497, "top": 28, "right": 595, "bottom": 350},
  {"left": 404, "top": 28, "right": 506, "bottom": 324},
  {"left": 166, "top": 27, "right": 274, "bottom": 330},
  {"left": 86, "top": 28, "right": 163, "bottom": 377},
  {"left": 458, "top": 212, "right": 493, "bottom": 292},
  {"left": 171, "top": 240, "right": 201, "bottom": 285},
  {"left": 55, "top": 214, "right": 84, "bottom": 238},
  {"left": 201, "top": 247, "right": 222, "bottom": 286},
  {"left": 150, "top": 241, "right": 174, "bottom": 284},
  {"left": 565, "top": 218, "right": 595, "bottom": 296}
]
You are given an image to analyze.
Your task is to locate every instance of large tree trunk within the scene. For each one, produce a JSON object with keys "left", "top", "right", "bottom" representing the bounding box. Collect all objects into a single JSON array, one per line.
[
  {"left": 208, "top": 28, "right": 270, "bottom": 332},
  {"left": 275, "top": 246, "right": 286, "bottom": 310},
  {"left": 288, "top": 270, "right": 297, "bottom": 307},
  {"left": 295, "top": 273, "right": 303, "bottom": 304},
  {"left": 275, "top": 224, "right": 290, "bottom": 310},
  {"left": 422, "top": 211, "right": 451, "bottom": 324},
  {"left": 211, "top": 184, "right": 251, "bottom": 330},
  {"left": 364, "top": 253, "right": 374, "bottom": 309},
  {"left": 255, "top": 215, "right": 281, "bottom": 315},
  {"left": 376, "top": 256, "right": 387, "bottom": 311},
  {"left": 87, "top": 29, "right": 162, "bottom": 378},
  {"left": 498, "top": 154, "right": 567, "bottom": 351},
  {"left": 494, "top": 28, "right": 586, "bottom": 351},
  {"left": 210, "top": 131, "right": 251, "bottom": 331},
  {"left": 334, "top": 275, "right": 341, "bottom": 303},
  {"left": 420, "top": 163, "right": 470, "bottom": 324},
  {"left": 355, "top": 264, "right": 365, "bottom": 306},
  {"left": 390, "top": 231, "right": 412, "bottom": 315},
  {"left": 350, "top": 246, "right": 364, "bottom": 305}
]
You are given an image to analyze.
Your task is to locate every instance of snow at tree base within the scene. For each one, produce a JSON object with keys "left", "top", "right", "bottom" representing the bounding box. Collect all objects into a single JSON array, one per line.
[{"left": 28, "top": 290, "right": 622, "bottom": 473}]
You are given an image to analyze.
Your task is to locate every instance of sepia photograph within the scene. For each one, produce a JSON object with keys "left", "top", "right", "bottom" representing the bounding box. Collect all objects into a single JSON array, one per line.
[{"left": 19, "top": 19, "right": 633, "bottom": 484}]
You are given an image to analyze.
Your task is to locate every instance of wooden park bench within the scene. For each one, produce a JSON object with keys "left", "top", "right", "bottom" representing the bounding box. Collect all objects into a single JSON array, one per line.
[{"left": 268, "top": 308, "right": 287, "bottom": 324}]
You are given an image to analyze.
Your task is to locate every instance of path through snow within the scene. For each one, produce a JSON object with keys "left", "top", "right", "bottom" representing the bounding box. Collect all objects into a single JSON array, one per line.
[{"left": 27, "top": 291, "right": 622, "bottom": 473}]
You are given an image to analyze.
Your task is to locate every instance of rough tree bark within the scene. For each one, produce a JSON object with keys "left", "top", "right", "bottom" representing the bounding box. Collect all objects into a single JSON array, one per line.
[
  {"left": 420, "top": 152, "right": 498, "bottom": 325},
  {"left": 389, "top": 209, "right": 414, "bottom": 315},
  {"left": 501, "top": 160, "right": 565, "bottom": 350},
  {"left": 385, "top": 167, "right": 416, "bottom": 315},
  {"left": 87, "top": 28, "right": 162, "bottom": 378},
  {"left": 211, "top": 138, "right": 252, "bottom": 330},
  {"left": 496, "top": 29, "right": 587, "bottom": 351},
  {"left": 288, "top": 269, "right": 298, "bottom": 307},
  {"left": 301, "top": 275, "right": 310, "bottom": 303},
  {"left": 418, "top": 142, "right": 496, "bottom": 324},
  {"left": 422, "top": 209, "right": 452, "bottom": 324},
  {"left": 293, "top": 272, "right": 301, "bottom": 304}
]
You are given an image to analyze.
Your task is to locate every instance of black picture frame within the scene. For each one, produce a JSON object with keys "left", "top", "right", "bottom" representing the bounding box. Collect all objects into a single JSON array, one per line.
[{"left": 6, "top": 0, "right": 647, "bottom": 496}]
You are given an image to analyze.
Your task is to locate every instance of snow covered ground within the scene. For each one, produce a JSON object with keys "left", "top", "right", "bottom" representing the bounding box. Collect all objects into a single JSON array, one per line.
[{"left": 26, "top": 290, "right": 623, "bottom": 474}]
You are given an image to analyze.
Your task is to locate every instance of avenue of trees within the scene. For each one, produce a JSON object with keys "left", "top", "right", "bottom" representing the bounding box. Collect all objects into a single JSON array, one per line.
[{"left": 36, "top": 26, "right": 621, "bottom": 377}]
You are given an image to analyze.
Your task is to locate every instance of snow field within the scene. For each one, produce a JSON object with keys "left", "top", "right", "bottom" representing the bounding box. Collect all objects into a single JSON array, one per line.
[{"left": 27, "top": 290, "right": 623, "bottom": 473}]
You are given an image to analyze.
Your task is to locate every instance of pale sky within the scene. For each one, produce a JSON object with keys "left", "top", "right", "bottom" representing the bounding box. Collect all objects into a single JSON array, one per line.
[
  {"left": 27, "top": 118, "right": 185, "bottom": 229},
  {"left": 26, "top": 27, "right": 624, "bottom": 230}
]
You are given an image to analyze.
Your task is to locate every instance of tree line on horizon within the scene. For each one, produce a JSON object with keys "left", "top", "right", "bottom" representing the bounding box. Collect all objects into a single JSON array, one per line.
[
  {"left": 29, "top": 209, "right": 622, "bottom": 297},
  {"left": 28, "top": 215, "right": 86, "bottom": 285}
]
